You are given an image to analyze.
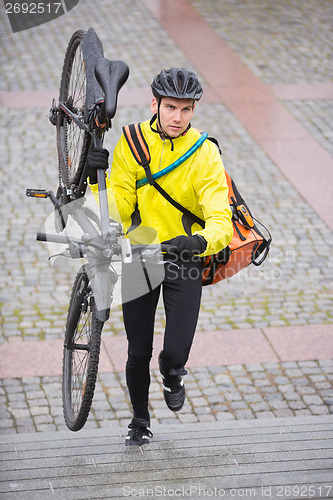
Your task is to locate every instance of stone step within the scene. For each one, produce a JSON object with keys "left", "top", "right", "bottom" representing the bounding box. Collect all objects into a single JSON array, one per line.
[{"left": 1, "top": 415, "right": 332, "bottom": 499}]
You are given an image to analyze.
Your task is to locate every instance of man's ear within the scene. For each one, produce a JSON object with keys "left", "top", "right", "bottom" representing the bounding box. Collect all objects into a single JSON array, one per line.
[{"left": 151, "top": 98, "right": 158, "bottom": 114}]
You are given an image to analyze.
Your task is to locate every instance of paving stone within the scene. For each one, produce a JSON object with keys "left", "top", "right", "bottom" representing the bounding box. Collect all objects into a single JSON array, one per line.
[
  {"left": 202, "top": 386, "right": 220, "bottom": 396},
  {"left": 250, "top": 402, "right": 270, "bottom": 412},
  {"left": 207, "top": 395, "right": 226, "bottom": 405},
  {"left": 235, "top": 409, "right": 255, "bottom": 419},
  {"left": 244, "top": 393, "right": 264, "bottom": 403},
  {"left": 274, "top": 409, "right": 294, "bottom": 418},
  {"left": 7, "top": 393, "right": 26, "bottom": 402},
  {"left": 9, "top": 408, "right": 31, "bottom": 418},
  {"left": 251, "top": 371, "right": 267, "bottom": 380},
  {"left": 238, "top": 385, "right": 257, "bottom": 394},
  {"left": 323, "top": 397, "right": 333, "bottom": 406},
  {"left": 309, "top": 405, "right": 329, "bottom": 415},
  {"left": 274, "top": 376, "right": 290, "bottom": 385},
  {"left": 214, "top": 374, "right": 232, "bottom": 387},
  {"left": 283, "top": 392, "right": 302, "bottom": 401},
  {"left": 270, "top": 400, "right": 289, "bottom": 410},
  {"left": 178, "top": 413, "right": 198, "bottom": 423},
  {"left": 0, "top": 418, "right": 14, "bottom": 428},
  {"left": 254, "top": 378, "right": 271, "bottom": 387},
  {"left": 278, "top": 384, "right": 296, "bottom": 393},
  {"left": 284, "top": 369, "right": 304, "bottom": 377},
  {"left": 216, "top": 412, "right": 235, "bottom": 421},
  {"left": 224, "top": 392, "right": 243, "bottom": 401},
  {"left": 197, "top": 414, "right": 216, "bottom": 422},
  {"left": 194, "top": 406, "right": 213, "bottom": 416},
  {"left": 293, "top": 378, "right": 313, "bottom": 388},
  {"left": 234, "top": 376, "right": 251, "bottom": 385},
  {"left": 35, "top": 423, "right": 57, "bottom": 431},
  {"left": 34, "top": 414, "right": 54, "bottom": 425},
  {"left": 261, "top": 386, "right": 280, "bottom": 394},
  {"left": 230, "top": 401, "right": 249, "bottom": 410},
  {"left": 16, "top": 425, "right": 36, "bottom": 433},
  {"left": 264, "top": 393, "right": 284, "bottom": 402},
  {"left": 303, "top": 395, "right": 325, "bottom": 406},
  {"left": 29, "top": 406, "right": 50, "bottom": 416},
  {"left": 189, "top": 396, "right": 208, "bottom": 407}
]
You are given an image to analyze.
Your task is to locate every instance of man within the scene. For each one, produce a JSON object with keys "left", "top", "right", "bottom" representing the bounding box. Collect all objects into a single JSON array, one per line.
[{"left": 87, "top": 68, "right": 233, "bottom": 446}]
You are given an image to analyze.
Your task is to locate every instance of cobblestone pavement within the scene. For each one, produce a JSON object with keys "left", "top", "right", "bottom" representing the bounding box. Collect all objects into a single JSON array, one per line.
[
  {"left": 0, "top": 0, "right": 202, "bottom": 91},
  {"left": 1, "top": 359, "right": 332, "bottom": 435},
  {"left": 1, "top": 0, "right": 333, "bottom": 435},
  {"left": 189, "top": 0, "right": 333, "bottom": 84},
  {"left": 285, "top": 100, "right": 333, "bottom": 158}
]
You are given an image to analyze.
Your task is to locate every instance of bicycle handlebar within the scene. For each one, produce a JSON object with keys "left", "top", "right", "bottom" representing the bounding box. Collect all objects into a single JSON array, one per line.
[
  {"left": 37, "top": 232, "right": 70, "bottom": 244},
  {"left": 36, "top": 232, "right": 167, "bottom": 256},
  {"left": 36, "top": 232, "right": 104, "bottom": 251}
]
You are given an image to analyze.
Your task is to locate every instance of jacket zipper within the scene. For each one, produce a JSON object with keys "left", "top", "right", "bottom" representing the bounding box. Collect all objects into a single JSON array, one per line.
[{"left": 159, "top": 141, "right": 165, "bottom": 171}]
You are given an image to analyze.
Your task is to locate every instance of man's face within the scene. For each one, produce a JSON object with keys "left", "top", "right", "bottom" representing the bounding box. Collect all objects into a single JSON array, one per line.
[{"left": 151, "top": 97, "right": 195, "bottom": 138}]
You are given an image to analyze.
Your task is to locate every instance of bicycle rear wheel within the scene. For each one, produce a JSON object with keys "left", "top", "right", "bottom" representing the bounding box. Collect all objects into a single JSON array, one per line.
[
  {"left": 57, "top": 30, "right": 91, "bottom": 190},
  {"left": 62, "top": 266, "right": 104, "bottom": 431}
]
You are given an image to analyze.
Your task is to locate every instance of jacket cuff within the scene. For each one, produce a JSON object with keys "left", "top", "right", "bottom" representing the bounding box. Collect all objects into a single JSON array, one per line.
[{"left": 194, "top": 234, "right": 207, "bottom": 253}]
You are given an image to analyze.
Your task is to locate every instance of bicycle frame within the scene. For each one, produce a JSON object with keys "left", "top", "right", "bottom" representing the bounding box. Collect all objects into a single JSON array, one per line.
[{"left": 33, "top": 180, "right": 125, "bottom": 322}]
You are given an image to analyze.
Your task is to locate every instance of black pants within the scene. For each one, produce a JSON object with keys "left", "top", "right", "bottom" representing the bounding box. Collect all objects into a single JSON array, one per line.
[{"left": 122, "top": 259, "right": 203, "bottom": 421}]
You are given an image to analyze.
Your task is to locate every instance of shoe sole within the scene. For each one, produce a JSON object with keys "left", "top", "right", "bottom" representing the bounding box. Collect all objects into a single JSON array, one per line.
[{"left": 125, "top": 436, "right": 150, "bottom": 446}]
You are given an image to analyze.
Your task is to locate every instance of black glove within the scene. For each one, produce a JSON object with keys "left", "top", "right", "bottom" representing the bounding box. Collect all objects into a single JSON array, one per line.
[
  {"left": 162, "top": 235, "right": 207, "bottom": 260},
  {"left": 86, "top": 147, "right": 109, "bottom": 184}
]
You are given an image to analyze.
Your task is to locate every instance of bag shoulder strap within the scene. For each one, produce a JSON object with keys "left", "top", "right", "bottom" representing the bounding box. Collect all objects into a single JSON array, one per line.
[
  {"left": 153, "top": 181, "right": 205, "bottom": 228},
  {"left": 207, "top": 136, "right": 222, "bottom": 155},
  {"left": 122, "top": 123, "right": 205, "bottom": 228},
  {"left": 122, "top": 123, "right": 150, "bottom": 167}
]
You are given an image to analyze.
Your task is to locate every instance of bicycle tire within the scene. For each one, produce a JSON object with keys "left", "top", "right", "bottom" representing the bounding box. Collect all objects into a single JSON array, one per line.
[
  {"left": 57, "top": 30, "right": 91, "bottom": 190},
  {"left": 62, "top": 266, "right": 104, "bottom": 431}
]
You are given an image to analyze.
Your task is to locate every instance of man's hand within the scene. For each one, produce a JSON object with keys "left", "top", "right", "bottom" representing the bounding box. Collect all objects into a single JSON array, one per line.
[
  {"left": 162, "top": 235, "right": 207, "bottom": 259},
  {"left": 86, "top": 147, "right": 109, "bottom": 184}
]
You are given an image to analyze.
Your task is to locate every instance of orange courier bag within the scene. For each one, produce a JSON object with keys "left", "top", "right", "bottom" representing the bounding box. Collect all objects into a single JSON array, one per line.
[{"left": 202, "top": 171, "right": 271, "bottom": 285}]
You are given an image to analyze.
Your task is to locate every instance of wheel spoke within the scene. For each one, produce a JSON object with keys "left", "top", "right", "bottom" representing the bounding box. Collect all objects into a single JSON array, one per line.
[
  {"left": 66, "top": 43, "right": 86, "bottom": 178},
  {"left": 57, "top": 31, "right": 90, "bottom": 188},
  {"left": 71, "top": 350, "right": 89, "bottom": 415},
  {"left": 68, "top": 300, "right": 92, "bottom": 417}
]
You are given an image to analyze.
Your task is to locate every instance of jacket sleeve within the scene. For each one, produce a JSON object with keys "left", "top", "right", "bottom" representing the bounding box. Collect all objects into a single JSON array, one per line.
[
  {"left": 89, "top": 134, "right": 137, "bottom": 223},
  {"left": 108, "top": 135, "right": 138, "bottom": 222},
  {"left": 192, "top": 142, "right": 233, "bottom": 256}
]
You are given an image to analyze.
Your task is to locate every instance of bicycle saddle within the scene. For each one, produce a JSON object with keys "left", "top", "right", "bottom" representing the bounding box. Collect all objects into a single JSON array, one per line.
[{"left": 95, "top": 58, "right": 129, "bottom": 120}]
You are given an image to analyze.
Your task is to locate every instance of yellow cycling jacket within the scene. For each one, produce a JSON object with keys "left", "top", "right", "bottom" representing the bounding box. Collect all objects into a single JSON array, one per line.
[{"left": 90, "top": 119, "right": 233, "bottom": 257}]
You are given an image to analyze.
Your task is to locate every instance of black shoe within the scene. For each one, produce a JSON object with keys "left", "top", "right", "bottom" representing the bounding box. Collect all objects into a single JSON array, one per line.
[
  {"left": 159, "top": 353, "right": 187, "bottom": 412},
  {"left": 125, "top": 418, "right": 153, "bottom": 446}
]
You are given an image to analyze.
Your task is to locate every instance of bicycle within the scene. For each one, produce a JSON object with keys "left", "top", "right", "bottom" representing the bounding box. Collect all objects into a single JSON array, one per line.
[{"left": 26, "top": 28, "right": 163, "bottom": 431}]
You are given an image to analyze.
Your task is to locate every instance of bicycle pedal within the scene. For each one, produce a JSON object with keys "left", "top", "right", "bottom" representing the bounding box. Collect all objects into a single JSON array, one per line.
[
  {"left": 49, "top": 98, "right": 59, "bottom": 126},
  {"left": 26, "top": 189, "right": 49, "bottom": 198}
]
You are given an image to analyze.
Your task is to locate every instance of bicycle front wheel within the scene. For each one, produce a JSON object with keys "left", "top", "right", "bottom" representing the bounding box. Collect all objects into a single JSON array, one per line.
[
  {"left": 57, "top": 30, "right": 91, "bottom": 189},
  {"left": 62, "top": 266, "right": 104, "bottom": 431}
]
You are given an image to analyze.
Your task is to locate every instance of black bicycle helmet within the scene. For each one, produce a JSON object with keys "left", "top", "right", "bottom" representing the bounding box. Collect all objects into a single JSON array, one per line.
[{"left": 151, "top": 67, "right": 203, "bottom": 101}]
